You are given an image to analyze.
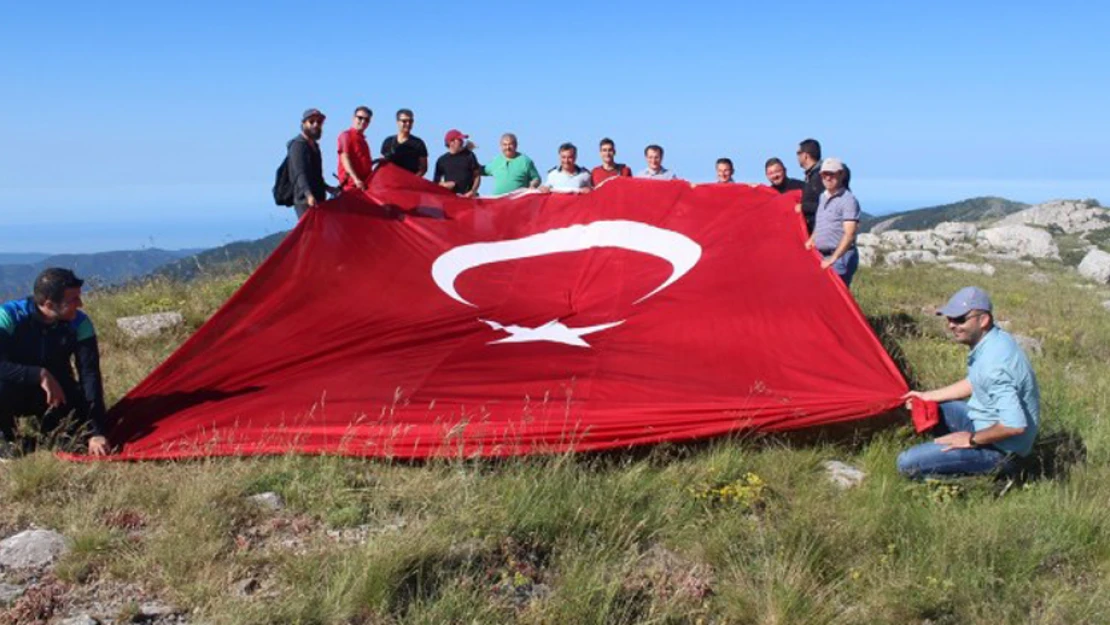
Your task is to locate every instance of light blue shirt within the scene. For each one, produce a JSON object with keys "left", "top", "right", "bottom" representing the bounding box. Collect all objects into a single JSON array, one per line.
[
  {"left": 636, "top": 167, "right": 677, "bottom": 180},
  {"left": 966, "top": 327, "right": 1040, "bottom": 455},
  {"left": 814, "top": 188, "right": 860, "bottom": 252}
]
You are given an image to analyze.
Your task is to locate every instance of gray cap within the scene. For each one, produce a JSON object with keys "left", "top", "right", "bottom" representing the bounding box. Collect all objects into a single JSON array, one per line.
[
  {"left": 301, "top": 108, "right": 326, "bottom": 122},
  {"left": 937, "top": 286, "right": 992, "bottom": 317}
]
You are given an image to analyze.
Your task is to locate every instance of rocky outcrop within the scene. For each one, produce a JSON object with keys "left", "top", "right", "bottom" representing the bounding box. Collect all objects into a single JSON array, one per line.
[
  {"left": 884, "top": 251, "right": 938, "bottom": 266},
  {"left": 976, "top": 225, "right": 1059, "bottom": 259},
  {"left": 116, "top": 312, "right": 184, "bottom": 339},
  {"left": 995, "top": 199, "right": 1109, "bottom": 234}
]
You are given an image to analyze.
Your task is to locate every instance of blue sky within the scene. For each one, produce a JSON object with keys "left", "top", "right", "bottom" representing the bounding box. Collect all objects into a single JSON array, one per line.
[{"left": 1, "top": 1, "right": 1107, "bottom": 253}]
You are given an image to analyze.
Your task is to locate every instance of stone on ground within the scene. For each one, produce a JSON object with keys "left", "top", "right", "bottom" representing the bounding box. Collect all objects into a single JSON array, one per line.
[
  {"left": 115, "top": 312, "right": 184, "bottom": 339},
  {"left": 0, "top": 529, "right": 70, "bottom": 569},
  {"left": 824, "top": 460, "right": 867, "bottom": 489},
  {"left": 1078, "top": 250, "right": 1110, "bottom": 284}
]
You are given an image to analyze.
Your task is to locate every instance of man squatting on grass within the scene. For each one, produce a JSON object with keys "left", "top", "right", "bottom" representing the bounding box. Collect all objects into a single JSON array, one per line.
[
  {"left": 899, "top": 287, "right": 1040, "bottom": 478},
  {"left": 0, "top": 268, "right": 110, "bottom": 457}
]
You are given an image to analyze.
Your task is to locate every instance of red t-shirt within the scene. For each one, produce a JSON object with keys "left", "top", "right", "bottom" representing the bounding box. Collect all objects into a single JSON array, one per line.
[
  {"left": 590, "top": 164, "right": 632, "bottom": 187},
  {"left": 337, "top": 128, "right": 373, "bottom": 188}
]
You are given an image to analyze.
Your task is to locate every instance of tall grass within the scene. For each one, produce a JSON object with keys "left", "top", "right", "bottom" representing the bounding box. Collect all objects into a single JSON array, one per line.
[{"left": 2, "top": 261, "right": 1110, "bottom": 623}]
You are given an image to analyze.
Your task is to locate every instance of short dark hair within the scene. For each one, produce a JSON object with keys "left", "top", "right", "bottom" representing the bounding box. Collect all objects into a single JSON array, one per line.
[
  {"left": 645, "top": 144, "right": 664, "bottom": 157},
  {"left": 765, "top": 157, "right": 785, "bottom": 170},
  {"left": 558, "top": 142, "right": 577, "bottom": 154},
  {"left": 798, "top": 139, "right": 821, "bottom": 161},
  {"left": 33, "top": 268, "right": 83, "bottom": 306},
  {"left": 354, "top": 106, "right": 372, "bottom": 117},
  {"left": 716, "top": 157, "right": 734, "bottom": 168},
  {"left": 396, "top": 108, "right": 414, "bottom": 120},
  {"left": 599, "top": 137, "right": 615, "bottom": 149}
]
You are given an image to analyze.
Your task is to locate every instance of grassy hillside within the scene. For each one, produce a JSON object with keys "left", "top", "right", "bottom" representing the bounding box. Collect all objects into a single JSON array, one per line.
[
  {"left": 861, "top": 197, "right": 1029, "bottom": 232},
  {"left": 152, "top": 232, "right": 288, "bottom": 282},
  {"left": 2, "top": 262, "right": 1109, "bottom": 624}
]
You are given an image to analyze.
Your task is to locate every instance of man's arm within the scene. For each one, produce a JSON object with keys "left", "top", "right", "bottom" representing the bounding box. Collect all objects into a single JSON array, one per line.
[
  {"left": 74, "top": 336, "right": 107, "bottom": 437},
  {"left": 417, "top": 157, "right": 429, "bottom": 178},
  {"left": 527, "top": 159, "right": 541, "bottom": 188},
  {"left": 288, "top": 140, "right": 316, "bottom": 205},
  {"left": 904, "top": 378, "right": 974, "bottom": 405}
]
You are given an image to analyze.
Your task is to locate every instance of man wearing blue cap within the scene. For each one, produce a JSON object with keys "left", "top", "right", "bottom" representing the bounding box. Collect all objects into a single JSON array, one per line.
[{"left": 899, "top": 286, "right": 1040, "bottom": 478}]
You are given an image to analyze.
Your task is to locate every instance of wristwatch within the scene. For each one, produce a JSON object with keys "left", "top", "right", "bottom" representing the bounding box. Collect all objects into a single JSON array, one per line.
[{"left": 968, "top": 433, "right": 979, "bottom": 447}]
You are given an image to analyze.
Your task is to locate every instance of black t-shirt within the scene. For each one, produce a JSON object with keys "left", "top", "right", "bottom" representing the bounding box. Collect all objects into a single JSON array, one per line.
[
  {"left": 773, "top": 177, "right": 806, "bottom": 194},
  {"left": 434, "top": 150, "right": 481, "bottom": 195},
  {"left": 381, "top": 135, "right": 429, "bottom": 174}
]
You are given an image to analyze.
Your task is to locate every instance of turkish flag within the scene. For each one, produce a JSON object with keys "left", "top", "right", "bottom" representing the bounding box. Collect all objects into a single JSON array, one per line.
[{"left": 91, "top": 166, "right": 906, "bottom": 460}]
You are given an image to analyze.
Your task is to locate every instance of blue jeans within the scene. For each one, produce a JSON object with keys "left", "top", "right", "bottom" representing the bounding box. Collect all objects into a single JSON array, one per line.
[
  {"left": 897, "top": 401, "right": 1013, "bottom": 478},
  {"left": 824, "top": 248, "right": 859, "bottom": 287}
]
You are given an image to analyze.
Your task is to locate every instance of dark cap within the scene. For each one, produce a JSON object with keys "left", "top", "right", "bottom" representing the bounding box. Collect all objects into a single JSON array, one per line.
[{"left": 302, "top": 108, "right": 326, "bottom": 122}]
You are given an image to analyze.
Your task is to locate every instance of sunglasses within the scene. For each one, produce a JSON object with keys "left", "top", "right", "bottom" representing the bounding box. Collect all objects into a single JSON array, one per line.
[
  {"left": 946, "top": 312, "right": 983, "bottom": 325},
  {"left": 355, "top": 115, "right": 370, "bottom": 122},
  {"left": 398, "top": 118, "right": 414, "bottom": 124},
  {"left": 820, "top": 172, "right": 839, "bottom": 178}
]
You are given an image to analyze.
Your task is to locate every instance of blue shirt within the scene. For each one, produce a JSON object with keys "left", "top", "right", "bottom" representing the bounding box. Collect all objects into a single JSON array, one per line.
[
  {"left": 813, "top": 188, "right": 860, "bottom": 252},
  {"left": 636, "top": 167, "right": 677, "bottom": 180},
  {"left": 966, "top": 327, "right": 1040, "bottom": 455}
]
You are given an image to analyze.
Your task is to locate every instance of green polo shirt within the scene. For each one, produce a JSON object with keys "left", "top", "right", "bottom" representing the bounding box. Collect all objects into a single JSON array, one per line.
[{"left": 482, "top": 153, "right": 541, "bottom": 195}]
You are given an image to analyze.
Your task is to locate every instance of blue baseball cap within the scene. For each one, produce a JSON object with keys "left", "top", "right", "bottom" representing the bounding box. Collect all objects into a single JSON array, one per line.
[{"left": 937, "top": 286, "right": 992, "bottom": 318}]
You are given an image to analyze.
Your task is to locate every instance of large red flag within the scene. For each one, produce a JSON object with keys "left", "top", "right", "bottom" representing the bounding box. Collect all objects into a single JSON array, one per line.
[{"left": 96, "top": 166, "right": 906, "bottom": 460}]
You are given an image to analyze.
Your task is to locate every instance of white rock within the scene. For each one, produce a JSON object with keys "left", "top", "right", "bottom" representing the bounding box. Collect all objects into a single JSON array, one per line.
[
  {"left": 115, "top": 312, "right": 184, "bottom": 339},
  {"left": 1014, "top": 334, "right": 1044, "bottom": 357},
  {"left": 139, "top": 601, "right": 181, "bottom": 618},
  {"left": 995, "top": 199, "right": 1109, "bottom": 234},
  {"left": 855, "top": 233, "right": 880, "bottom": 248},
  {"left": 823, "top": 461, "right": 866, "bottom": 489},
  {"left": 58, "top": 616, "right": 100, "bottom": 625},
  {"left": 933, "top": 221, "right": 979, "bottom": 242},
  {"left": 248, "top": 491, "right": 285, "bottom": 511},
  {"left": 857, "top": 246, "right": 876, "bottom": 268},
  {"left": 0, "top": 529, "right": 70, "bottom": 569},
  {"left": 884, "top": 250, "right": 938, "bottom": 266},
  {"left": 879, "top": 230, "right": 946, "bottom": 252},
  {"left": 1078, "top": 250, "right": 1110, "bottom": 284},
  {"left": 947, "top": 262, "right": 996, "bottom": 276},
  {"left": 977, "top": 225, "right": 1059, "bottom": 259},
  {"left": 1101, "top": 300, "right": 1110, "bottom": 312},
  {"left": 0, "top": 582, "right": 25, "bottom": 605}
]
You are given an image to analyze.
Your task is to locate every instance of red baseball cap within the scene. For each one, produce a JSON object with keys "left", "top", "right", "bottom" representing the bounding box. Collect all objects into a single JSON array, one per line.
[{"left": 444, "top": 129, "right": 468, "bottom": 145}]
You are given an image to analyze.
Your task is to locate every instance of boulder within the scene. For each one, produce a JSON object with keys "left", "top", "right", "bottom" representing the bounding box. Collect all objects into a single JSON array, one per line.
[
  {"left": 855, "top": 233, "right": 880, "bottom": 248},
  {"left": 884, "top": 250, "right": 938, "bottom": 266},
  {"left": 933, "top": 221, "right": 979, "bottom": 243},
  {"left": 977, "top": 225, "right": 1059, "bottom": 259},
  {"left": 857, "top": 246, "right": 876, "bottom": 268},
  {"left": 823, "top": 461, "right": 866, "bottom": 489},
  {"left": 1077, "top": 249, "right": 1110, "bottom": 284},
  {"left": 116, "top": 312, "right": 184, "bottom": 339},
  {"left": 879, "top": 230, "right": 946, "bottom": 252},
  {"left": 946, "top": 262, "right": 996, "bottom": 276},
  {"left": 994, "top": 199, "right": 1109, "bottom": 234},
  {"left": 247, "top": 491, "right": 285, "bottom": 511},
  {"left": 58, "top": 616, "right": 100, "bottom": 625},
  {"left": 0, "top": 529, "right": 70, "bottom": 569}
]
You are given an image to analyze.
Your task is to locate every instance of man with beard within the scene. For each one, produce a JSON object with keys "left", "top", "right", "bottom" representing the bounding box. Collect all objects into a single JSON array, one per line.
[
  {"left": 481, "top": 133, "right": 541, "bottom": 195},
  {"left": 899, "top": 287, "right": 1040, "bottom": 478},
  {"left": 1, "top": 268, "right": 109, "bottom": 458},
  {"left": 381, "top": 108, "right": 429, "bottom": 177},
  {"left": 288, "top": 108, "right": 339, "bottom": 218},
  {"left": 764, "top": 157, "right": 805, "bottom": 194}
]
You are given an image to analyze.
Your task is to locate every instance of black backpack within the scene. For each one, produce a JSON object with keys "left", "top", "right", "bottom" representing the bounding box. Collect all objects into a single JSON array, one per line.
[{"left": 272, "top": 154, "right": 294, "bottom": 206}]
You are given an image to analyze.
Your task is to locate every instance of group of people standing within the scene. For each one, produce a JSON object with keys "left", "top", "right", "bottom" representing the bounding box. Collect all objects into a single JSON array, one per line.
[{"left": 284, "top": 107, "right": 864, "bottom": 287}]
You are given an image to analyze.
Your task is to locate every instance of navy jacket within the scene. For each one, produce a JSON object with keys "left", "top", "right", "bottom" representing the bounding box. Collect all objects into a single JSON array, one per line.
[{"left": 0, "top": 297, "right": 106, "bottom": 434}]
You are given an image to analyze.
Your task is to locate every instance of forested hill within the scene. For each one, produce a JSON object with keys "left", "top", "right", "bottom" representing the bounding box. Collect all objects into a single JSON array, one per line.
[{"left": 861, "top": 197, "right": 1029, "bottom": 232}]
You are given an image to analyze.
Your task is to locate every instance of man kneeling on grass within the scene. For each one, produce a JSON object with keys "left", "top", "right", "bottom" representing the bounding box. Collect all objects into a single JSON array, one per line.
[
  {"left": 0, "top": 268, "right": 110, "bottom": 458},
  {"left": 899, "top": 287, "right": 1039, "bottom": 478}
]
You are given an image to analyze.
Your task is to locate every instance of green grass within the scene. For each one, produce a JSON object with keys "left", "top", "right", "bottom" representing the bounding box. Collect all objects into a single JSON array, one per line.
[{"left": 3, "top": 263, "right": 1110, "bottom": 623}]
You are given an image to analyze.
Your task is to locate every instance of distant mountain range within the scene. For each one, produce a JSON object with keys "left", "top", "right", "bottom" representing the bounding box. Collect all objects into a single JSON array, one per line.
[
  {"left": 860, "top": 196, "right": 1029, "bottom": 233},
  {"left": 0, "top": 249, "right": 201, "bottom": 300},
  {"left": 152, "top": 231, "right": 288, "bottom": 282}
]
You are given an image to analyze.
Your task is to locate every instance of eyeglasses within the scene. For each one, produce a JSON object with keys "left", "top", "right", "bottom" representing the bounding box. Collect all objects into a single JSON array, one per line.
[
  {"left": 355, "top": 116, "right": 370, "bottom": 122},
  {"left": 946, "top": 312, "right": 984, "bottom": 325}
]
